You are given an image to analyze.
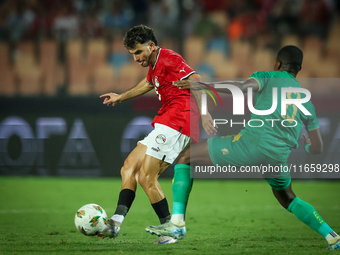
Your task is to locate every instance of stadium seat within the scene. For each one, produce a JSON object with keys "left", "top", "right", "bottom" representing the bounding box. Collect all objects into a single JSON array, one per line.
[
  {"left": 215, "top": 59, "right": 240, "bottom": 79},
  {"left": 68, "top": 39, "right": 110, "bottom": 95},
  {"left": 108, "top": 52, "right": 130, "bottom": 71},
  {"left": 206, "top": 37, "right": 229, "bottom": 56},
  {"left": 118, "top": 62, "right": 141, "bottom": 93},
  {"left": 298, "top": 78, "right": 312, "bottom": 91},
  {"left": 93, "top": 64, "right": 115, "bottom": 94},
  {"left": 281, "top": 34, "right": 301, "bottom": 48},
  {"left": 196, "top": 62, "right": 216, "bottom": 78},
  {"left": 160, "top": 37, "right": 176, "bottom": 51},
  {"left": 88, "top": 39, "right": 106, "bottom": 70},
  {"left": 303, "top": 36, "right": 323, "bottom": 61},
  {"left": 304, "top": 36, "right": 323, "bottom": 51},
  {"left": 0, "top": 43, "right": 15, "bottom": 96},
  {"left": 53, "top": 64, "right": 66, "bottom": 93},
  {"left": 326, "top": 78, "right": 340, "bottom": 93},
  {"left": 252, "top": 48, "right": 274, "bottom": 72},
  {"left": 15, "top": 42, "right": 42, "bottom": 96},
  {"left": 209, "top": 11, "right": 228, "bottom": 29},
  {"left": 303, "top": 48, "right": 321, "bottom": 75},
  {"left": 184, "top": 36, "right": 206, "bottom": 69},
  {"left": 68, "top": 62, "right": 91, "bottom": 95},
  {"left": 315, "top": 59, "right": 339, "bottom": 78},
  {"left": 40, "top": 40, "right": 57, "bottom": 96},
  {"left": 205, "top": 50, "right": 241, "bottom": 78},
  {"left": 326, "top": 25, "right": 340, "bottom": 60},
  {"left": 67, "top": 39, "right": 88, "bottom": 95},
  {"left": 112, "top": 36, "right": 126, "bottom": 53},
  {"left": 297, "top": 66, "right": 312, "bottom": 78},
  {"left": 206, "top": 50, "right": 225, "bottom": 67},
  {"left": 230, "top": 41, "right": 251, "bottom": 69}
]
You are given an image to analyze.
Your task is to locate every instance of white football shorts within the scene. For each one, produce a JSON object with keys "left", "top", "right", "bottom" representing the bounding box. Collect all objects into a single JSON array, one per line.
[{"left": 138, "top": 123, "right": 191, "bottom": 164}]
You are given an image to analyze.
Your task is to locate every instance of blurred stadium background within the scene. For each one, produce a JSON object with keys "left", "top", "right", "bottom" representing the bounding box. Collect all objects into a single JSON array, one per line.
[{"left": 0, "top": 0, "right": 339, "bottom": 177}]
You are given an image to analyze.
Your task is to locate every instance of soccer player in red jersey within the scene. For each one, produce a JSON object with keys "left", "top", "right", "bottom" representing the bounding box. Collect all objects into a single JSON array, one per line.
[{"left": 99, "top": 25, "right": 216, "bottom": 243}]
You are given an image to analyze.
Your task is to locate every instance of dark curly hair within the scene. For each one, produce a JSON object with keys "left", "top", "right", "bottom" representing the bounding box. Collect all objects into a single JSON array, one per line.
[
  {"left": 277, "top": 45, "right": 303, "bottom": 75},
  {"left": 123, "top": 25, "right": 158, "bottom": 49}
]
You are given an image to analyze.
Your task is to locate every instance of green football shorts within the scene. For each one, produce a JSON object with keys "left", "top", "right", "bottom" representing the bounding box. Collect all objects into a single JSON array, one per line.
[{"left": 207, "top": 133, "right": 291, "bottom": 190}]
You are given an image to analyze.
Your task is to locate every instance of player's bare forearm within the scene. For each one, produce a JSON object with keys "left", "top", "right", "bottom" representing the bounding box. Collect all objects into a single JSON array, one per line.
[
  {"left": 213, "top": 79, "right": 259, "bottom": 93},
  {"left": 188, "top": 73, "right": 203, "bottom": 113},
  {"left": 174, "top": 79, "right": 259, "bottom": 93},
  {"left": 303, "top": 128, "right": 323, "bottom": 154},
  {"left": 187, "top": 73, "right": 208, "bottom": 116},
  {"left": 119, "top": 79, "right": 154, "bottom": 102},
  {"left": 188, "top": 73, "right": 218, "bottom": 136},
  {"left": 100, "top": 79, "right": 153, "bottom": 106}
]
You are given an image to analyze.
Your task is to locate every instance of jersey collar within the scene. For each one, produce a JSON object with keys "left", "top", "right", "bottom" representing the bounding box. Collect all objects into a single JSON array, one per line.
[{"left": 152, "top": 47, "right": 161, "bottom": 70}]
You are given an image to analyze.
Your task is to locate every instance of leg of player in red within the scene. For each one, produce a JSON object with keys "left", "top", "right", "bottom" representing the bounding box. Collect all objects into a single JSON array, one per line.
[
  {"left": 100, "top": 142, "right": 172, "bottom": 238},
  {"left": 99, "top": 25, "right": 215, "bottom": 244},
  {"left": 145, "top": 140, "right": 211, "bottom": 240}
]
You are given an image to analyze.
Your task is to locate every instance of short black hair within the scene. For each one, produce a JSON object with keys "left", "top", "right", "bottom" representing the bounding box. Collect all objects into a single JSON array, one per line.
[
  {"left": 277, "top": 45, "right": 303, "bottom": 75},
  {"left": 123, "top": 25, "right": 158, "bottom": 49}
]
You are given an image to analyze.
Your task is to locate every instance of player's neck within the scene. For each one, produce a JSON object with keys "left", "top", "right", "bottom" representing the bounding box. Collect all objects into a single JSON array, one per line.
[
  {"left": 150, "top": 47, "right": 160, "bottom": 67},
  {"left": 287, "top": 71, "right": 297, "bottom": 77},
  {"left": 281, "top": 68, "right": 297, "bottom": 78}
]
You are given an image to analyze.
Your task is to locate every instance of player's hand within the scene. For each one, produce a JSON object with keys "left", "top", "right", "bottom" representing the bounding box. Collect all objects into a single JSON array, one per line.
[
  {"left": 201, "top": 112, "right": 218, "bottom": 137},
  {"left": 99, "top": 93, "right": 121, "bottom": 106},
  {"left": 302, "top": 134, "right": 311, "bottom": 147},
  {"left": 172, "top": 80, "right": 202, "bottom": 90}
]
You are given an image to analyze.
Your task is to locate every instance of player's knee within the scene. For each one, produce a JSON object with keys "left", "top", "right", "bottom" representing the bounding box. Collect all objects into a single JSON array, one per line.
[
  {"left": 283, "top": 198, "right": 296, "bottom": 209},
  {"left": 272, "top": 187, "right": 296, "bottom": 209},
  {"left": 120, "top": 159, "right": 134, "bottom": 178},
  {"left": 138, "top": 171, "right": 154, "bottom": 189},
  {"left": 277, "top": 197, "right": 295, "bottom": 209},
  {"left": 177, "top": 148, "right": 190, "bottom": 165},
  {"left": 120, "top": 166, "right": 128, "bottom": 179}
]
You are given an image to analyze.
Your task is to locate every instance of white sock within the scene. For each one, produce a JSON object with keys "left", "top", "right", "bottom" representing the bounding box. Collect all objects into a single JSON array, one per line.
[
  {"left": 111, "top": 214, "right": 124, "bottom": 227},
  {"left": 326, "top": 232, "right": 339, "bottom": 244},
  {"left": 171, "top": 214, "right": 185, "bottom": 226}
]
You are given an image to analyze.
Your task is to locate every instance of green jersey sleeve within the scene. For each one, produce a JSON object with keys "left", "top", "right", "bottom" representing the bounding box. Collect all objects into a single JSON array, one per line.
[
  {"left": 249, "top": 71, "right": 274, "bottom": 92},
  {"left": 302, "top": 102, "right": 320, "bottom": 131}
]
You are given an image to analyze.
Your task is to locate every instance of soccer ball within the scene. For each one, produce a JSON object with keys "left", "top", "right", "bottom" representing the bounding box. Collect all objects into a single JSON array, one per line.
[{"left": 74, "top": 203, "right": 107, "bottom": 236}]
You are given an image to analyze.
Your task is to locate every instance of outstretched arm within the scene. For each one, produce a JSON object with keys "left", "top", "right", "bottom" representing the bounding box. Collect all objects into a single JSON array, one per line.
[
  {"left": 173, "top": 78, "right": 259, "bottom": 94},
  {"left": 100, "top": 78, "right": 154, "bottom": 106},
  {"left": 188, "top": 73, "right": 218, "bottom": 137},
  {"left": 303, "top": 128, "right": 323, "bottom": 154}
]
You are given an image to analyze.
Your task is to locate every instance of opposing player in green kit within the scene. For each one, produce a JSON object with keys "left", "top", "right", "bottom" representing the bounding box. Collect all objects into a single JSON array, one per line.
[{"left": 145, "top": 45, "right": 340, "bottom": 250}]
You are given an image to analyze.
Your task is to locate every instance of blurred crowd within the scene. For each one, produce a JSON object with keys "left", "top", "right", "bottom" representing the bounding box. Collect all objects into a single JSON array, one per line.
[
  {"left": 0, "top": 0, "right": 339, "bottom": 96},
  {"left": 0, "top": 0, "right": 337, "bottom": 49}
]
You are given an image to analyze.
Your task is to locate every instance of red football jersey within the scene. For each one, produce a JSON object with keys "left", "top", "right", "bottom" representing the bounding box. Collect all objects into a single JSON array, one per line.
[{"left": 146, "top": 47, "right": 200, "bottom": 143}]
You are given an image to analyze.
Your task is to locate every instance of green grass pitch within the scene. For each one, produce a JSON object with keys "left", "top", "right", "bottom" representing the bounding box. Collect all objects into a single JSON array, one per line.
[{"left": 0, "top": 177, "right": 339, "bottom": 254}]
